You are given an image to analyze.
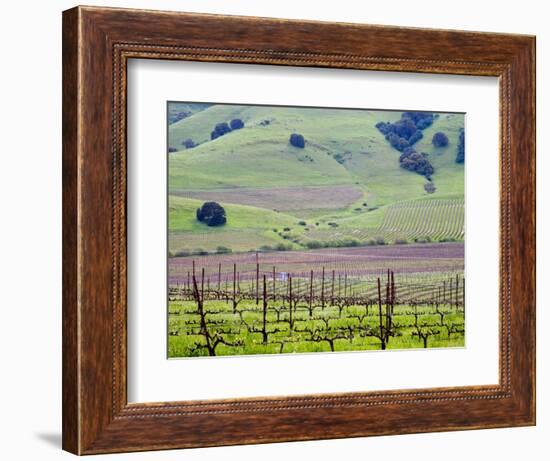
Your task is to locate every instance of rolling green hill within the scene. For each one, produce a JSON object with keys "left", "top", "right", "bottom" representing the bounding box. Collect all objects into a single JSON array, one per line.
[{"left": 167, "top": 104, "right": 465, "bottom": 255}]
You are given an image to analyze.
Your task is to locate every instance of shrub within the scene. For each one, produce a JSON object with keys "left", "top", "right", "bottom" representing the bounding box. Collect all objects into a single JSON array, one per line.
[
  {"left": 215, "top": 122, "right": 231, "bottom": 135},
  {"left": 193, "top": 248, "right": 209, "bottom": 256},
  {"left": 375, "top": 121, "right": 392, "bottom": 135},
  {"left": 168, "top": 147, "right": 177, "bottom": 153},
  {"left": 289, "top": 133, "right": 305, "bottom": 148},
  {"left": 456, "top": 128, "right": 465, "bottom": 163},
  {"left": 182, "top": 138, "right": 195, "bottom": 148},
  {"left": 424, "top": 182, "right": 436, "bottom": 194},
  {"left": 211, "top": 122, "right": 232, "bottom": 140},
  {"left": 258, "top": 245, "right": 274, "bottom": 252},
  {"left": 432, "top": 131, "right": 449, "bottom": 147},
  {"left": 174, "top": 250, "right": 191, "bottom": 257},
  {"left": 377, "top": 112, "right": 433, "bottom": 146},
  {"left": 394, "top": 238, "right": 408, "bottom": 245},
  {"left": 215, "top": 246, "right": 232, "bottom": 254},
  {"left": 169, "top": 111, "right": 190, "bottom": 124},
  {"left": 408, "top": 130, "right": 423, "bottom": 145},
  {"left": 283, "top": 227, "right": 291, "bottom": 232},
  {"left": 275, "top": 243, "right": 292, "bottom": 251},
  {"left": 339, "top": 239, "right": 361, "bottom": 247},
  {"left": 403, "top": 112, "right": 435, "bottom": 129},
  {"left": 400, "top": 151, "right": 434, "bottom": 178},
  {"left": 334, "top": 153, "right": 346, "bottom": 164},
  {"left": 305, "top": 241, "right": 324, "bottom": 249},
  {"left": 387, "top": 133, "right": 409, "bottom": 152},
  {"left": 230, "top": 118, "right": 244, "bottom": 130},
  {"left": 415, "top": 236, "right": 432, "bottom": 244},
  {"left": 374, "top": 236, "right": 386, "bottom": 245},
  {"left": 298, "top": 221, "right": 307, "bottom": 226},
  {"left": 196, "top": 202, "right": 227, "bottom": 227},
  {"left": 392, "top": 117, "right": 417, "bottom": 139}
]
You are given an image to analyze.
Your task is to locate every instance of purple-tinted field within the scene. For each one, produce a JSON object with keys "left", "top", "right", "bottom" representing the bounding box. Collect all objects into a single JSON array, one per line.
[
  {"left": 173, "top": 185, "right": 363, "bottom": 213},
  {"left": 169, "top": 242, "right": 464, "bottom": 285}
]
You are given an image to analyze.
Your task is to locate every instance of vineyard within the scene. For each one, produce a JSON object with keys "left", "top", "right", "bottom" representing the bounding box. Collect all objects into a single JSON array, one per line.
[
  {"left": 378, "top": 198, "right": 464, "bottom": 241},
  {"left": 168, "top": 256, "right": 465, "bottom": 358},
  {"left": 303, "top": 198, "right": 464, "bottom": 246}
]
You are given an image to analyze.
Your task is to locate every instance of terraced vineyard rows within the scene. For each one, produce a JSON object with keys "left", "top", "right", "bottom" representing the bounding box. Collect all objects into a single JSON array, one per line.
[
  {"left": 303, "top": 198, "right": 464, "bottom": 245},
  {"left": 377, "top": 198, "right": 464, "bottom": 241}
]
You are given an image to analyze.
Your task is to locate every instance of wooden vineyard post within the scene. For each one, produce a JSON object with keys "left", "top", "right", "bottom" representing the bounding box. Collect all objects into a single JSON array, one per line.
[
  {"left": 331, "top": 270, "right": 335, "bottom": 305},
  {"left": 456, "top": 274, "right": 460, "bottom": 310},
  {"left": 309, "top": 270, "right": 314, "bottom": 317},
  {"left": 451, "top": 277, "right": 455, "bottom": 309},
  {"left": 385, "top": 273, "right": 391, "bottom": 344},
  {"left": 377, "top": 277, "right": 386, "bottom": 350},
  {"left": 256, "top": 252, "right": 260, "bottom": 305},
  {"left": 218, "top": 263, "right": 221, "bottom": 299},
  {"left": 344, "top": 273, "right": 348, "bottom": 298},
  {"left": 321, "top": 267, "right": 325, "bottom": 310},
  {"left": 289, "top": 275, "right": 293, "bottom": 335},
  {"left": 262, "top": 275, "right": 268, "bottom": 345},
  {"left": 201, "top": 268, "right": 205, "bottom": 301},
  {"left": 390, "top": 270, "right": 395, "bottom": 315},
  {"left": 232, "top": 263, "right": 237, "bottom": 313},
  {"left": 272, "top": 266, "right": 276, "bottom": 301}
]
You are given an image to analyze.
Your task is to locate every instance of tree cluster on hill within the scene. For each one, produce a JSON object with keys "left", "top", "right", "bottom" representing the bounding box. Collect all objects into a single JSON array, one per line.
[
  {"left": 424, "top": 182, "right": 436, "bottom": 194},
  {"left": 210, "top": 118, "right": 245, "bottom": 140},
  {"left": 456, "top": 128, "right": 465, "bottom": 163},
  {"left": 432, "top": 131, "right": 449, "bottom": 147},
  {"left": 399, "top": 148, "right": 434, "bottom": 179},
  {"left": 182, "top": 138, "right": 195, "bottom": 149},
  {"left": 289, "top": 133, "right": 305, "bottom": 148},
  {"left": 230, "top": 118, "right": 244, "bottom": 130},
  {"left": 168, "top": 147, "right": 177, "bottom": 153},
  {"left": 196, "top": 202, "right": 227, "bottom": 227},
  {"left": 376, "top": 112, "right": 436, "bottom": 179},
  {"left": 375, "top": 111, "right": 434, "bottom": 152},
  {"left": 168, "top": 110, "right": 191, "bottom": 125}
]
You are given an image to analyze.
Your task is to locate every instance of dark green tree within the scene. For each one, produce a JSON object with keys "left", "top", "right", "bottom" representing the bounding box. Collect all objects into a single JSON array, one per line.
[
  {"left": 456, "top": 128, "right": 465, "bottom": 163},
  {"left": 289, "top": 133, "right": 305, "bottom": 148},
  {"left": 432, "top": 131, "right": 449, "bottom": 147},
  {"left": 196, "top": 202, "right": 227, "bottom": 227}
]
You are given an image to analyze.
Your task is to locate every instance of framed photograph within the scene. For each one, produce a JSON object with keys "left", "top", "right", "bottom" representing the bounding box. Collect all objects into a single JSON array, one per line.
[{"left": 62, "top": 6, "right": 535, "bottom": 455}]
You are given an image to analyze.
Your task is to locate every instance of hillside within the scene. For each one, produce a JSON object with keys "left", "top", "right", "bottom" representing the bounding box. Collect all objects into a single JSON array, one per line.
[{"left": 167, "top": 103, "right": 465, "bottom": 255}]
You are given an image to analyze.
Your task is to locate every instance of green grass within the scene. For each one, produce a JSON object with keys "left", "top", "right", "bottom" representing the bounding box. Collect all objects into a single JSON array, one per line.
[
  {"left": 302, "top": 196, "right": 465, "bottom": 244},
  {"left": 167, "top": 102, "right": 212, "bottom": 125},
  {"left": 169, "top": 195, "right": 306, "bottom": 253},
  {"left": 169, "top": 106, "right": 463, "bottom": 204},
  {"left": 168, "top": 299, "right": 465, "bottom": 357},
  {"left": 167, "top": 104, "right": 465, "bottom": 252}
]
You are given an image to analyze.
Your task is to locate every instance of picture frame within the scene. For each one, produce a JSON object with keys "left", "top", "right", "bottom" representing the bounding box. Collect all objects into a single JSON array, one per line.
[{"left": 62, "top": 5, "right": 535, "bottom": 455}]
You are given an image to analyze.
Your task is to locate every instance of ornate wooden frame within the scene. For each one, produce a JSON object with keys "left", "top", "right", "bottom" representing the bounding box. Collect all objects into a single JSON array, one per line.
[{"left": 62, "top": 5, "right": 536, "bottom": 455}]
